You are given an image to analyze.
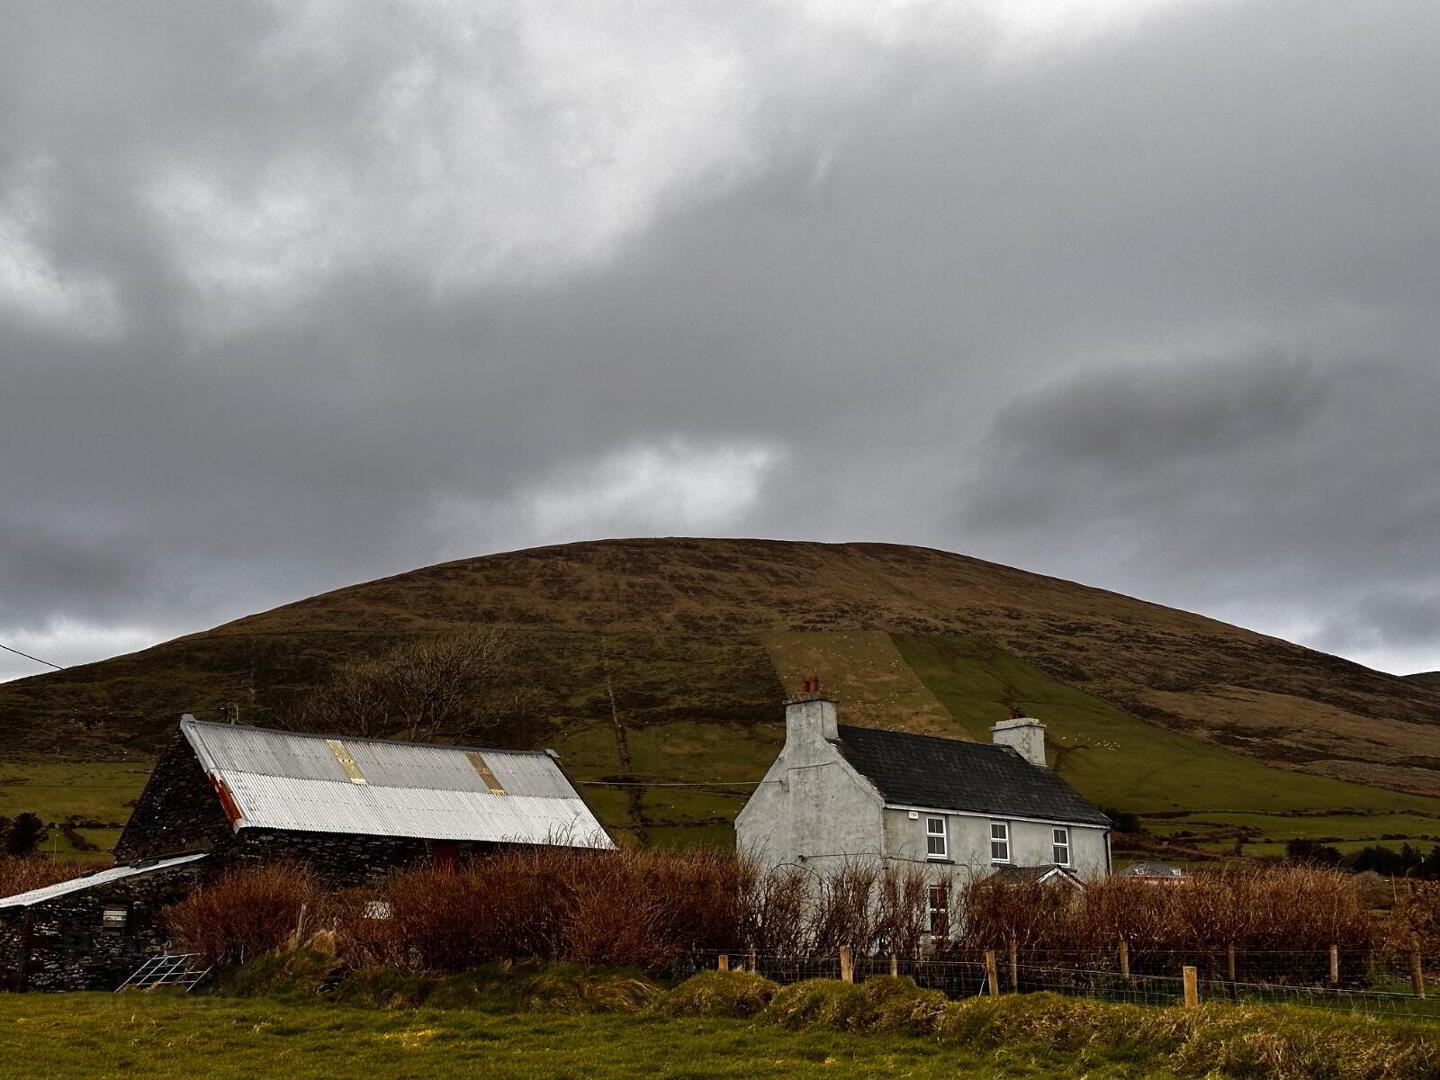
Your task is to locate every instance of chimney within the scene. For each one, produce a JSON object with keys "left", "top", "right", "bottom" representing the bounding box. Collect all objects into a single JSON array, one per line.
[
  {"left": 785, "top": 678, "right": 838, "bottom": 745},
  {"left": 992, "top": 714, "right": 1047, "bottom": 767}
]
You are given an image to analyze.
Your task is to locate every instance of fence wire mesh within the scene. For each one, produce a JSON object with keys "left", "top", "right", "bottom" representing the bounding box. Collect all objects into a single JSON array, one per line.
[{"left": 674, "top": 946, "right": 1440, "bottom": 1023}]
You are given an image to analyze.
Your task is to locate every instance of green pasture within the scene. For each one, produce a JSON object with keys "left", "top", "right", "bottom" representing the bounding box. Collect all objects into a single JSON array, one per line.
[
  {"left": 894, "top": 635, "right": 1440, "bottom": 824},
  {"left": 0, "top": 761, "right": 147, "bottom": 853},
  {"left": 1148, "top": 812, "right": 1440, "bottom": 843},
  {"left": 0, "top": 994, "right": 1173, "bottom": 1080}
]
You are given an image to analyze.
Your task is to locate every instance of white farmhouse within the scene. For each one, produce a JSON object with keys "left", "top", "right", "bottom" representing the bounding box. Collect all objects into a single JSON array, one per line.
[{"left": 735, "top": 688, "right": 1111, "bottom": 917}]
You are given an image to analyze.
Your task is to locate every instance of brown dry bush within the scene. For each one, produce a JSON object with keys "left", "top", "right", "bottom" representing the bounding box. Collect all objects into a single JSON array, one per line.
[
  {"left": 163, "top": 861, "right": 326, "bottom": 965},
  {"left": 955, "top": 865, "right": 1374, "bottom": 954},
  {"left": 338, "top": 847, "right": 759, "bottom": 972},
  {"left": 0, "top": 856, "right": 103, "bottom": 897},
  {"left": 1381, "top": 881, "right": 1440, "bottom": 951}
]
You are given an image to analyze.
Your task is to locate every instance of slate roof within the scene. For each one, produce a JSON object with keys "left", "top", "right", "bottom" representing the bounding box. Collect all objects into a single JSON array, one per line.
[
  {"left": 835, "top": 725, "right": 1110, "bottom": 826},
  {"left": 0, "top": 853, "right": 209, "bottom": 909},
  {"left": 181, "top": 718, "right": 613, "bottom": 848}
]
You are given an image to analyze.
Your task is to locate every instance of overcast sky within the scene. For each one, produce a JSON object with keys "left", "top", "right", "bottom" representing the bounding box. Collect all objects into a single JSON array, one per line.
[{"left": 3, "top": 0, "right": 1438, "bottom": 683}]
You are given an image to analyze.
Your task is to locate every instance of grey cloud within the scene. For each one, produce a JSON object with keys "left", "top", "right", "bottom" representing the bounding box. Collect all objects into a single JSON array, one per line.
[
  {"left": 994, "top": 355, "right": 1327, "bottom": 471},
  {"left": 2, "top": 0, "right": 1440, "bottom": 678}
]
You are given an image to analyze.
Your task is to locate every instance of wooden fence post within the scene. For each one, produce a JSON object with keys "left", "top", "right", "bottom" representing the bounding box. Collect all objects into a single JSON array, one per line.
[
  {"left": 889, "top": 953, "right": 899, "bottom": 978},
  {"left": 1118, "top": 940, "right": 1130, "bottom": 980},
  {"left": 839, "top": 946, "right": 855, "bottom": 984},
  {"left": 1412, "top": 951, "right": 1426, "bottom": 999},
  {"left": 717, "top": 954, "right": 729, "bottom": 972},
  {"left": 1182, "top": 966, "right": 1199, "bottom": 1008},
  {"left": 1226, "top": 944, "right": 1236, "bottom": 983},
  {"left": 1328, "top": 945, "right": 1340, "bottom": 986},
  {"left": 1008, "top": 939, "right": 1019, "bottom": 993},
  {"left": 289, "top": 902, "right": 309, "bottom": 950},
  {"left": 985, "top": 950, "right": 1000, "bottom": 996}
]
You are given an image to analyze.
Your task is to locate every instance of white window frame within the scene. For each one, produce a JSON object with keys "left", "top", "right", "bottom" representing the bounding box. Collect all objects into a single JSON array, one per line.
[
  {"left": 925, "top": 816, "right": 948, "bottom": 860},
  {"left": 1052, "top": 827, "right": 1071, "bottom": 866},
  {"left": 927, "top": 883, "right": 950, "bottom": 937},
  {"left": 990, "top": 820, "right": 1011, "bottom": 863}
]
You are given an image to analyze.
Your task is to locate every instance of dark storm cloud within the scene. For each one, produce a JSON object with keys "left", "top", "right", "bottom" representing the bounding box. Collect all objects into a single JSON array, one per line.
[
  {"left": 994, "top": 355, "right": 1327, "bottom": 472},
  {"left": 2, "top": 0, "right": 1439, "bottom": 679}
]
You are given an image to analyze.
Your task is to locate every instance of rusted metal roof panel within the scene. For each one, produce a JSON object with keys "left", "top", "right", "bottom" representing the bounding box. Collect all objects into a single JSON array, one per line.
[
  {"left": 0, "top": 853, "right": 209, "bottom": 909},
  {"left": 180, "top": 718, "right": 611, "bottom": 848}
]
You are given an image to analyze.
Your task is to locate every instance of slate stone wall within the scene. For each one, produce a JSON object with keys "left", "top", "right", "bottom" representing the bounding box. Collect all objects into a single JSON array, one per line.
[
  {"left": 0, "top": 861, "right": 209, "bottom": 993},
  {"left": 228, "top": 830, "right": 491, "bottom": 887},
  {"left": 114, "top": 733, "right": 234, "bottom": 862}
]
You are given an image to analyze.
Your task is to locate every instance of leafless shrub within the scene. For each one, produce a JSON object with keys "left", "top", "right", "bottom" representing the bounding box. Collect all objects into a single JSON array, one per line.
[
  {"left": 954, "top": 865, "right": 1374, "bottom": 952},
  {"left": 163, "top": 861, "right": 326, "bottom": 965},
  {"left": 297, "top": 628, "right": 533, "bottom": 741},
  {"left": 0, "top": 855, "right": 103, "bottom": 897}
]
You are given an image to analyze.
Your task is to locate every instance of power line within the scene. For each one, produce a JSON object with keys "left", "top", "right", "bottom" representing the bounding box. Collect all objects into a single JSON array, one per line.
[{"left": 0, "top": 642, "right": 64, "bottom": 670}]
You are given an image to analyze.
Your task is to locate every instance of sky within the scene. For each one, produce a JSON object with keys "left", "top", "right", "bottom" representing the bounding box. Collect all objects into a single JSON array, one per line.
[{"left": 2, "top": 0, "right": 1438, "bottom": 683}]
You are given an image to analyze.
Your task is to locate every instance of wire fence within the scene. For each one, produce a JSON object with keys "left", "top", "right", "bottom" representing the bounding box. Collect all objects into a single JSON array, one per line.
[{"left": 673, "top": 946, "right": 1440, "bottom": 1023}]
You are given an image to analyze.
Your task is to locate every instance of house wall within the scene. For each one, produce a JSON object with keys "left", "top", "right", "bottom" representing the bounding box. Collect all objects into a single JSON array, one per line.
[
  {"left": 735, "top": 707, "right": 884, "bottom": 875},
  {"left": 882, "top": 808, "right": 1109, "bottom": 880},
  {"left": 0, "top": 862, "right": 209, "bottom": 992}
]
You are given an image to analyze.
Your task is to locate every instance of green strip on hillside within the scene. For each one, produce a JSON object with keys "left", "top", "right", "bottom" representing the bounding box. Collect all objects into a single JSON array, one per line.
[{"left": 892, "top": 634, "right": 1440, "bottom": 822}]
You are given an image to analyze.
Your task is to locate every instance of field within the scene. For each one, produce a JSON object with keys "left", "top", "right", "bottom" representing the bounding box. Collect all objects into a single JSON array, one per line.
[{"left": 0, "top": 994, "right": 1172, "bottom": 1080}]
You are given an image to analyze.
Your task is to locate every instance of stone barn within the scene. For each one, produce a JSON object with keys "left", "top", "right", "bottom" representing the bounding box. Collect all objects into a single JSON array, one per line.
[
  {"left": 0, "top": 716, "right": 612, "bottom": 990},
  {"left": 0, "top": 855, "right": 209, "bottom": 992}
]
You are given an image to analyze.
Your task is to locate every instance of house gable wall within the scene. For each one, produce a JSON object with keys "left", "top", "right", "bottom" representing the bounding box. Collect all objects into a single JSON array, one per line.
[{"left": 735, "top": 726, "right": 884, "bottom": 874}]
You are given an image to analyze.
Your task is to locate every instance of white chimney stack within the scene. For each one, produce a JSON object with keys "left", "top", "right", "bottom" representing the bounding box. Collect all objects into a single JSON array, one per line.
[
  {"left": 785, "top": 678, "right": 838, "bottom": 745},
  {"left": 992, "top": 715, "right": 1047, "bottom": 767}
]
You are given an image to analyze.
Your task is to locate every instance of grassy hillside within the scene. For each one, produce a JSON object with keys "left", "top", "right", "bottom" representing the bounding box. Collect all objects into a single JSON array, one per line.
[{"left": 2, "top": 537, "right": 1439, "bottom": 851}]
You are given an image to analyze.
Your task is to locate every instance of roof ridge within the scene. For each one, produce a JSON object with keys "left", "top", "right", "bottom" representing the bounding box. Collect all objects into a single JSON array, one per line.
[
  {"left": 837, "top": 723, "right": 1012, "bottom": 753},
  {"left": 181, "top": 716, "right": 554, "bottom": 757}
]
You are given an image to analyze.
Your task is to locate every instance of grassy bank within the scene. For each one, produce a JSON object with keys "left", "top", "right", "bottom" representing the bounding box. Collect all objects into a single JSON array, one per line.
[{"left": 0, "top": 993, "right": 1172, "bottom": 1080}]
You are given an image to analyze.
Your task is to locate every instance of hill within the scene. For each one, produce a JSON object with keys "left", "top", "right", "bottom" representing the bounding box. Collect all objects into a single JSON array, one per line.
[{"left": 3, "top": 537, "right": 1440, "bottom": 850}]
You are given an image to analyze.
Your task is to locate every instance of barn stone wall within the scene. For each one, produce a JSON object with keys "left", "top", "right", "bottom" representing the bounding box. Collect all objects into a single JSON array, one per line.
[
  {"left": 0, "top": 861, "right": 209, "bottom": 992},
  {"left": 227, "top": 829, "right": 435, "bottom": 887},
  {"left": 114, "top": 733, "right": 234, "bottom": 863}
]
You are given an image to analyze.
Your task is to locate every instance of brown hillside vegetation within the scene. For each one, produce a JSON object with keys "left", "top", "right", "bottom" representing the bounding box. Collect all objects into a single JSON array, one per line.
[{"left": 3, "top": 538, "right": 1439, "bottom": 843}]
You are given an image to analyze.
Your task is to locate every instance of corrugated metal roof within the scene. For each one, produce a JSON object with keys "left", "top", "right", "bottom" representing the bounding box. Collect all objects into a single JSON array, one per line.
[
  {"left": 0, "top": 853, "right": 208, "bottom": 909},
  {"left": 182, "top": 718, "right": 613, "bottom": 848}
]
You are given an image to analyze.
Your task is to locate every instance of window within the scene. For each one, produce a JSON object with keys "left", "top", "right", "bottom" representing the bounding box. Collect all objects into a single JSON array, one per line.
[
  {"left": 1052, "top": 827, "right": 1071, "bottom": 866},
  {"left": 927, "top": 884, "right": 949, "bottom": 938},
  {"left": 990, "top": 821, "right": 1010, "bottom": 863},
  {"left": 925, "top": 816, "right": 948, "bottom": 860}
]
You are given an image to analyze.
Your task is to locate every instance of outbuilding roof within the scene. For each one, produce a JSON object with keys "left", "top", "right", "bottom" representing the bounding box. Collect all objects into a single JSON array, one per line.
[
  {"left": 835, "top": 725, "right": 1111, "bottom": 827},
  {"left": 181, "top": 718, "right": 613, "bottom": 849},
  {"left": 0, "top": 853, "right": 209, "bottom": 909},
  {"left": 988, "top": 864, "right": 1084, "bottom": 887}
]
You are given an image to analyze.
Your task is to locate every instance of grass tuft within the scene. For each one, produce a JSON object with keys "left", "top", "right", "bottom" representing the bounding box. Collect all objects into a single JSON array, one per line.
[{"left": 653, "top": 970, "right": 779, "bottom": 1018}]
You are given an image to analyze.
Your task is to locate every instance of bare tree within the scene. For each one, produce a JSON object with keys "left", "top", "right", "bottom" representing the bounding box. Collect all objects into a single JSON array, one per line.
[{"left": 298, "top": 628, "right": 532, "bottom": 742}]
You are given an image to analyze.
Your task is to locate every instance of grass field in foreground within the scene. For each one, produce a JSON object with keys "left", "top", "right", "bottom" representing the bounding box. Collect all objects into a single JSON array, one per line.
[{"left": 0, "top": 994, "right": 1176, "bottom": 1080}]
